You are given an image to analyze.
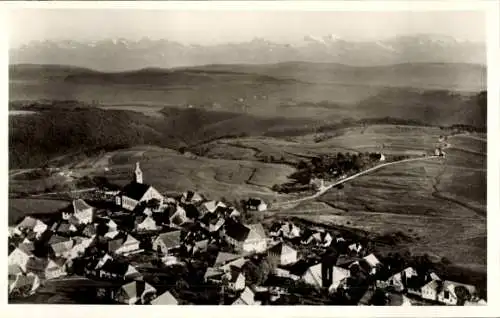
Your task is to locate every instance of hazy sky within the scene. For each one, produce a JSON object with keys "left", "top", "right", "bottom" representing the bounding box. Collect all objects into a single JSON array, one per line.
[{"left": 8, "top": 9, "right": 486, "bottom": 47}]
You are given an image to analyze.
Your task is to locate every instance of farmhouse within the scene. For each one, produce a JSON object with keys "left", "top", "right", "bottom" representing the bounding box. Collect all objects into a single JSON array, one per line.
[
  {"left": 152, "top": 230, "right": 181, "bottom": 255},
  {"left": 49, "top": 235, "right": 74, "bottom": 258},
  {"left": 115, "top": 162, "right": 165, "bottom": 211},
  {"left": 114, "top": 234, "right": 141, "bottom": 255}
]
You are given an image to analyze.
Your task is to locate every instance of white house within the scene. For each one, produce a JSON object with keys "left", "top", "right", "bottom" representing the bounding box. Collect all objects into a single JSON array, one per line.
[
  {"left": 180, "top": 190, "right": 204, "bottom": 205},
  {"left": 115, "top": 162, "right": 165, "bottom": 211},
  {"left": 362, "top": 253, "right": 381, "bottom": 275},
  {"left": 72, "top": 199, "right": 94, "bottom": 224},
  {"left": 232, "top": 287, "right": 261, "bottom": 305},
  {"left": 44, "top": 259, "right": 67, "bottom": 279},
  {"left": 328, "top": 267, "right": 351, "bottom": 294},
  {"left": 151, "top": 291, "right": 179, "bottom": 305},
  {"left": 267, "top": 242, "right": 298, "bottom": 266},
  {"left": 421, "top": 280, "right": 440, "bottom": 302},
  {"left": 225, "top": 221, "right": 267, "bottom": 253},
  {"left": 114, "top": 234, "right": 141, "bottom": 255},
  {"left": 386, "top": 267, "right": 419, "bottom": 292},
  {"left": 137, "top": 216, "right": 159, "bottom": 231},
  {"left": 245, "top": 198, "right": 268, "bottom": 212},
  {"left": 437, "top": 281, "right": 478, "bottom": 306},
  {"left": 8, "top": 244, "right": 34, "bottom": 272},
  {"left": 115, "top": 281, "right": 157, "bottom": 305},
  {"left": 15, "top": 217, "right": 47, "bottom": 238},
  {"left": 152, "top": 231, "right": 181, "bottom": 255}
]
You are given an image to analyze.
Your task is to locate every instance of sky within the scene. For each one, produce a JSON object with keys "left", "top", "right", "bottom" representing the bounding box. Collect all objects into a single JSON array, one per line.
[{"left": 7, "top": 9, "right": 486, "bottom": 47}]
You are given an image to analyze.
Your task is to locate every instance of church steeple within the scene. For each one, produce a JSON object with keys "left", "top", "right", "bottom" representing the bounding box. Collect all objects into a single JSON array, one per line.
[{"left": 134, "top": 162, "right": 143, "bottom": 184}]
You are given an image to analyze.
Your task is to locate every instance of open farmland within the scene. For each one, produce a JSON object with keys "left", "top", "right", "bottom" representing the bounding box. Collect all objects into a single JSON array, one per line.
[{"left": 269, "top": 128, "right": 486, "bottom": 272}]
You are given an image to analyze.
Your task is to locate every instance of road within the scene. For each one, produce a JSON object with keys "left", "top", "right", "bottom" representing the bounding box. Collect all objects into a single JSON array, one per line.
[
  {"left": 30, "top": 187, "right": 97, "bottom": 197},
  {"left": 270, "top": 155, "right": 441, "bottom": 209}
]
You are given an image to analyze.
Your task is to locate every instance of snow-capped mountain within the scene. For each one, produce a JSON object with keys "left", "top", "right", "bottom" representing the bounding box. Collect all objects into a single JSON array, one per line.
[{"left": 9, "top": 34, "right": 485, "bottom": 71}]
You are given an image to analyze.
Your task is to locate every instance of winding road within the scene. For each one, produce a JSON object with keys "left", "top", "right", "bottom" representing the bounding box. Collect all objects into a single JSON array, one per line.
[{"left": 270, "top": 155, "right": 441, "bottom": 209}]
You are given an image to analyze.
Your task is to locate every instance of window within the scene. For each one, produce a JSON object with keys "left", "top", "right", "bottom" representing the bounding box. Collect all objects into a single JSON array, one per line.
[{"left": 444, "top": 291, "right": 450, "bottom": 299}]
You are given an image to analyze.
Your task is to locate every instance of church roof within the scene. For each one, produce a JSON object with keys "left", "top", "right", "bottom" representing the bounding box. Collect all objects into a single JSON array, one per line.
[{"left": 120, "top": 182, "right": 151, "bottom": 201}]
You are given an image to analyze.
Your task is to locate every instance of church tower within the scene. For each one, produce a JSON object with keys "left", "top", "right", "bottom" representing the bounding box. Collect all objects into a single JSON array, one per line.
[{"left": 134, "top": 162, "right": 143, "bottom": 184}]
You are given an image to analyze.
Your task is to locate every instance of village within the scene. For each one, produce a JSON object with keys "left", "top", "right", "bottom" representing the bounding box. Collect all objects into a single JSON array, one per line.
[{"left": 8, "top": 155, "right": 485, "bottom": 306}]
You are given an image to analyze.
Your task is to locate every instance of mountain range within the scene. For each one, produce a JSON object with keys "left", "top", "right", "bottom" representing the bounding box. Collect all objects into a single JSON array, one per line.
[{"left": 10, "top": 34, "right": 485, "bottom": 71}]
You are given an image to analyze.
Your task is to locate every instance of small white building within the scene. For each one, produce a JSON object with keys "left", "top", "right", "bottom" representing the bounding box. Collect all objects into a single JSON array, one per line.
[
  {"left": 8, "top": 244, "right": 34, "bottom": 273},
  {"left": 114, "top": 234, "right": 141, "bottom": 255}
]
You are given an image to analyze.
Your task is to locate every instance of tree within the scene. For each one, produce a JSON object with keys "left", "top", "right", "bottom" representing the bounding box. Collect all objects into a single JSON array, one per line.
[{"left": 455, "top": 285, "right": 471, "bottom": 305}]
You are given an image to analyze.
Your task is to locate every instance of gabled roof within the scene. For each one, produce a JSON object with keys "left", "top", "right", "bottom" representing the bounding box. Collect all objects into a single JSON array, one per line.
[
  {"left": 49, "top": 234, "right": 70, "bottom": 245},
  {"left": 247, "top": 223, "right": 266, "bottom": 240},
  {"left": 268, "top": 242, "right": 296, "bottom": 256},
  {"left": 120, "top": 182, "right": 151, "bottom": 201},
  {"left": 15, "top": 243, "right": 35, "bottom": 256},
  {"left": 221, "top": 258, "right": 247, "bottom": 271},
  {"left": 151, "top": 291, "right": 178, "bottom": 305},
  {"left": 17, "top": 216, "right": 37, "bottom": 229},
  {"left": 120, "top": 281, "right": 156, "bottom": 301},
  {"left": 204, "top": 267, "right": 224, "bottom": 281},
  {"left": 155, "top": 231, "right": 181, "bottom": 249},
  {"left": 73, "top": 199, "right": 92, "bottom": 213},
  {"left": 9, "top": 264, "right": 22, "bottom": 276},
  {"left": 233, "top": 287, "right": 257, "bottom": 305},
  {"left": 51, "top": 240, "right": 74, "bottom": 255},
  {"left": 227, "top": 265, "right": 243, "bottom": 283},
  {"left": 214, "top": 252, "right": 242, "bottom": 267},
  {"left": 108, "top": 237, "right": 125, "bottom": 253},
  {"left": 363, "top": 253, "right": 381, "bottom": 268},
  {"left": 225, "top": 220, "right": 250, "bottom": 242},
  {"left": 100, "top": 259, "right": 129, "bottom": 275},
  {"left": 442, "top": 280, "right": 477, "bottom": 295}
]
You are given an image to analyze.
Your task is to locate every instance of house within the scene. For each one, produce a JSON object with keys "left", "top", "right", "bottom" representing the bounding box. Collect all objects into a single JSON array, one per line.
[
  {"left": 437, "top": 280, "right": 478, "bottom": 305},
  {"left": 9, "top": 272, "right": 40, "bottom": 296},
  {"left": 151, "top": 290, "right": 178, "bottom": 305},
  {"left": 278, "top": 222, "right": 301, "bottom": 239},
  {"left": 169, "top": 205, "right": 189, "bottom": 229},
  {"left": 214, "top": 252, "right": 243, "bottom": 268},
  {"left": 82, "top": 224, "right": 97, "bottom": 238},
  {"left": 26, "top": 257, "right": 67, "bottom": 279},
  {"left": 115, "top": 162, "right": 165, "bottom": 211},
  {"left": 152, "top": 230, "right": 181, "bottom": 255},
  {"left": 105, "top": 229, "right": 121, "bottom": 239},
  {"left": 204, "top": 267, "right": 224, "bottom": 283},
  {"left": 348, "top": 242, "right": 363, "bottom": 254},
  {"left": 327, "top": 267, "right": 351, "bottom": 294},
  {"left": 232, "top": 287, "right": 261, "bottom": 305},
  {"left": 136, "top": 216, "right": 159, "bottom": 231},
  {"left": 302, "top": 263, "right": 350, "bottom": 290},
  {"left": 361, "top": 253, "right": 381, "bottom": 275},
  {"left": 8, "top": 244, "right": 34, "bottom": 272},
  {"left": 421, "top": 279, "right": 440, "bottom": 302},
  {"left": 224, "top": 266, "right": 246, "bottom": 291},
  {"left": 267, "top": 242, "right": 298, "bottom": 266},
  {"left": 188, "top": 239, "right": 209, "bottom": 254},
  {"left": 220, "top": 257, "right": 247, "bottom": 272},
  {"left": 245, "top": 198, "right": 268, "bottom": 212},
  {"left": 386, "top": 267, "right": 418, "bottom": 292},
  {"left": 53, "top": 221, "right": 78, "bottom": 235},
  {"left": 68, "top": 236, "right": 95, "bottom": 260},
  {"left": 305, "top": 231, "right": 332, "bottom": 247},
  {"left": 49, "top": 235, "right": 74, "bottom": 258},
  {"left": 115, "top": 281, "right": 157, "bottom": 305},
  {"left": 15, "top": 217, "right": 47, "bottom": 237},
  {"left": 99, "top": 259, "right": 142, "bottom": 281},
  {"left": 274, "top": 268, "right": 300, "bottom": 281},
  {"left": 224, "top": 221, "right": 268, "bottom": 253},
  {"left": 202, "top": 200, "right": 227, "bottom": 215},
  {"left": 114, "top": 234, "right": 141, "bottom": 255},
  {"left": 72, "top": 199, "right": 94, "bottom": 224},
  {"left": 180, "top": 190, "right": 204, "bottom": 205}
]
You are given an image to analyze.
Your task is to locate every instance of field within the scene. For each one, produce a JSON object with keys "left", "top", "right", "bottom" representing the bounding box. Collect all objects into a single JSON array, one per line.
[{"left": 8, "top": 198, "right": 70, "bottom": 225}]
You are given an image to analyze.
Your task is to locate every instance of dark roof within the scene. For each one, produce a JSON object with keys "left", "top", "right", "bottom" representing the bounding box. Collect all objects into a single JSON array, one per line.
[
  {"left": 56, "top": 221, "right": 72, "bottom": 234},
  {"left": 100, "top": 259, "right": 129, "bottom": 275},
  {"left": 284, "top": 259, "right": 311, "bottom": 277},
  {"left": 224, "top": 219, "right": 250, "bottom": 242},
  {"left": 108, "top": 237, "right": 125, "bottom": 253},
  {"left": 120, "top": 182, "right": 151, "bottom": 201}
]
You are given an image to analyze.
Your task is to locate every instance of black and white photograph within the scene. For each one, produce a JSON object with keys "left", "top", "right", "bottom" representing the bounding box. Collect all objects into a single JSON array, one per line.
[{"left": 5, "top": 2, "right": 497, "bottom": 309}]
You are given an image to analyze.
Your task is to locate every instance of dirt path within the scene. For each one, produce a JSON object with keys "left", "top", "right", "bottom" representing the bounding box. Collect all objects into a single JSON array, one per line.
[{"left": 270, "top": 155, "right": 441, "bottom": 209}]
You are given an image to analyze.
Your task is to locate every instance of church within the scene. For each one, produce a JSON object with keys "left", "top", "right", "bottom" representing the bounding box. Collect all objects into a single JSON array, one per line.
[{"left": 115, "top": 162, "right": 165, "bottom": 212}]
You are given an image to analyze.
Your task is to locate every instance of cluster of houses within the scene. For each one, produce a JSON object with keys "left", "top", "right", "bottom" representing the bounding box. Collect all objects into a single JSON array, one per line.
[{"left": 8, "top": 162, "right": 485, "bottom": 306}]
